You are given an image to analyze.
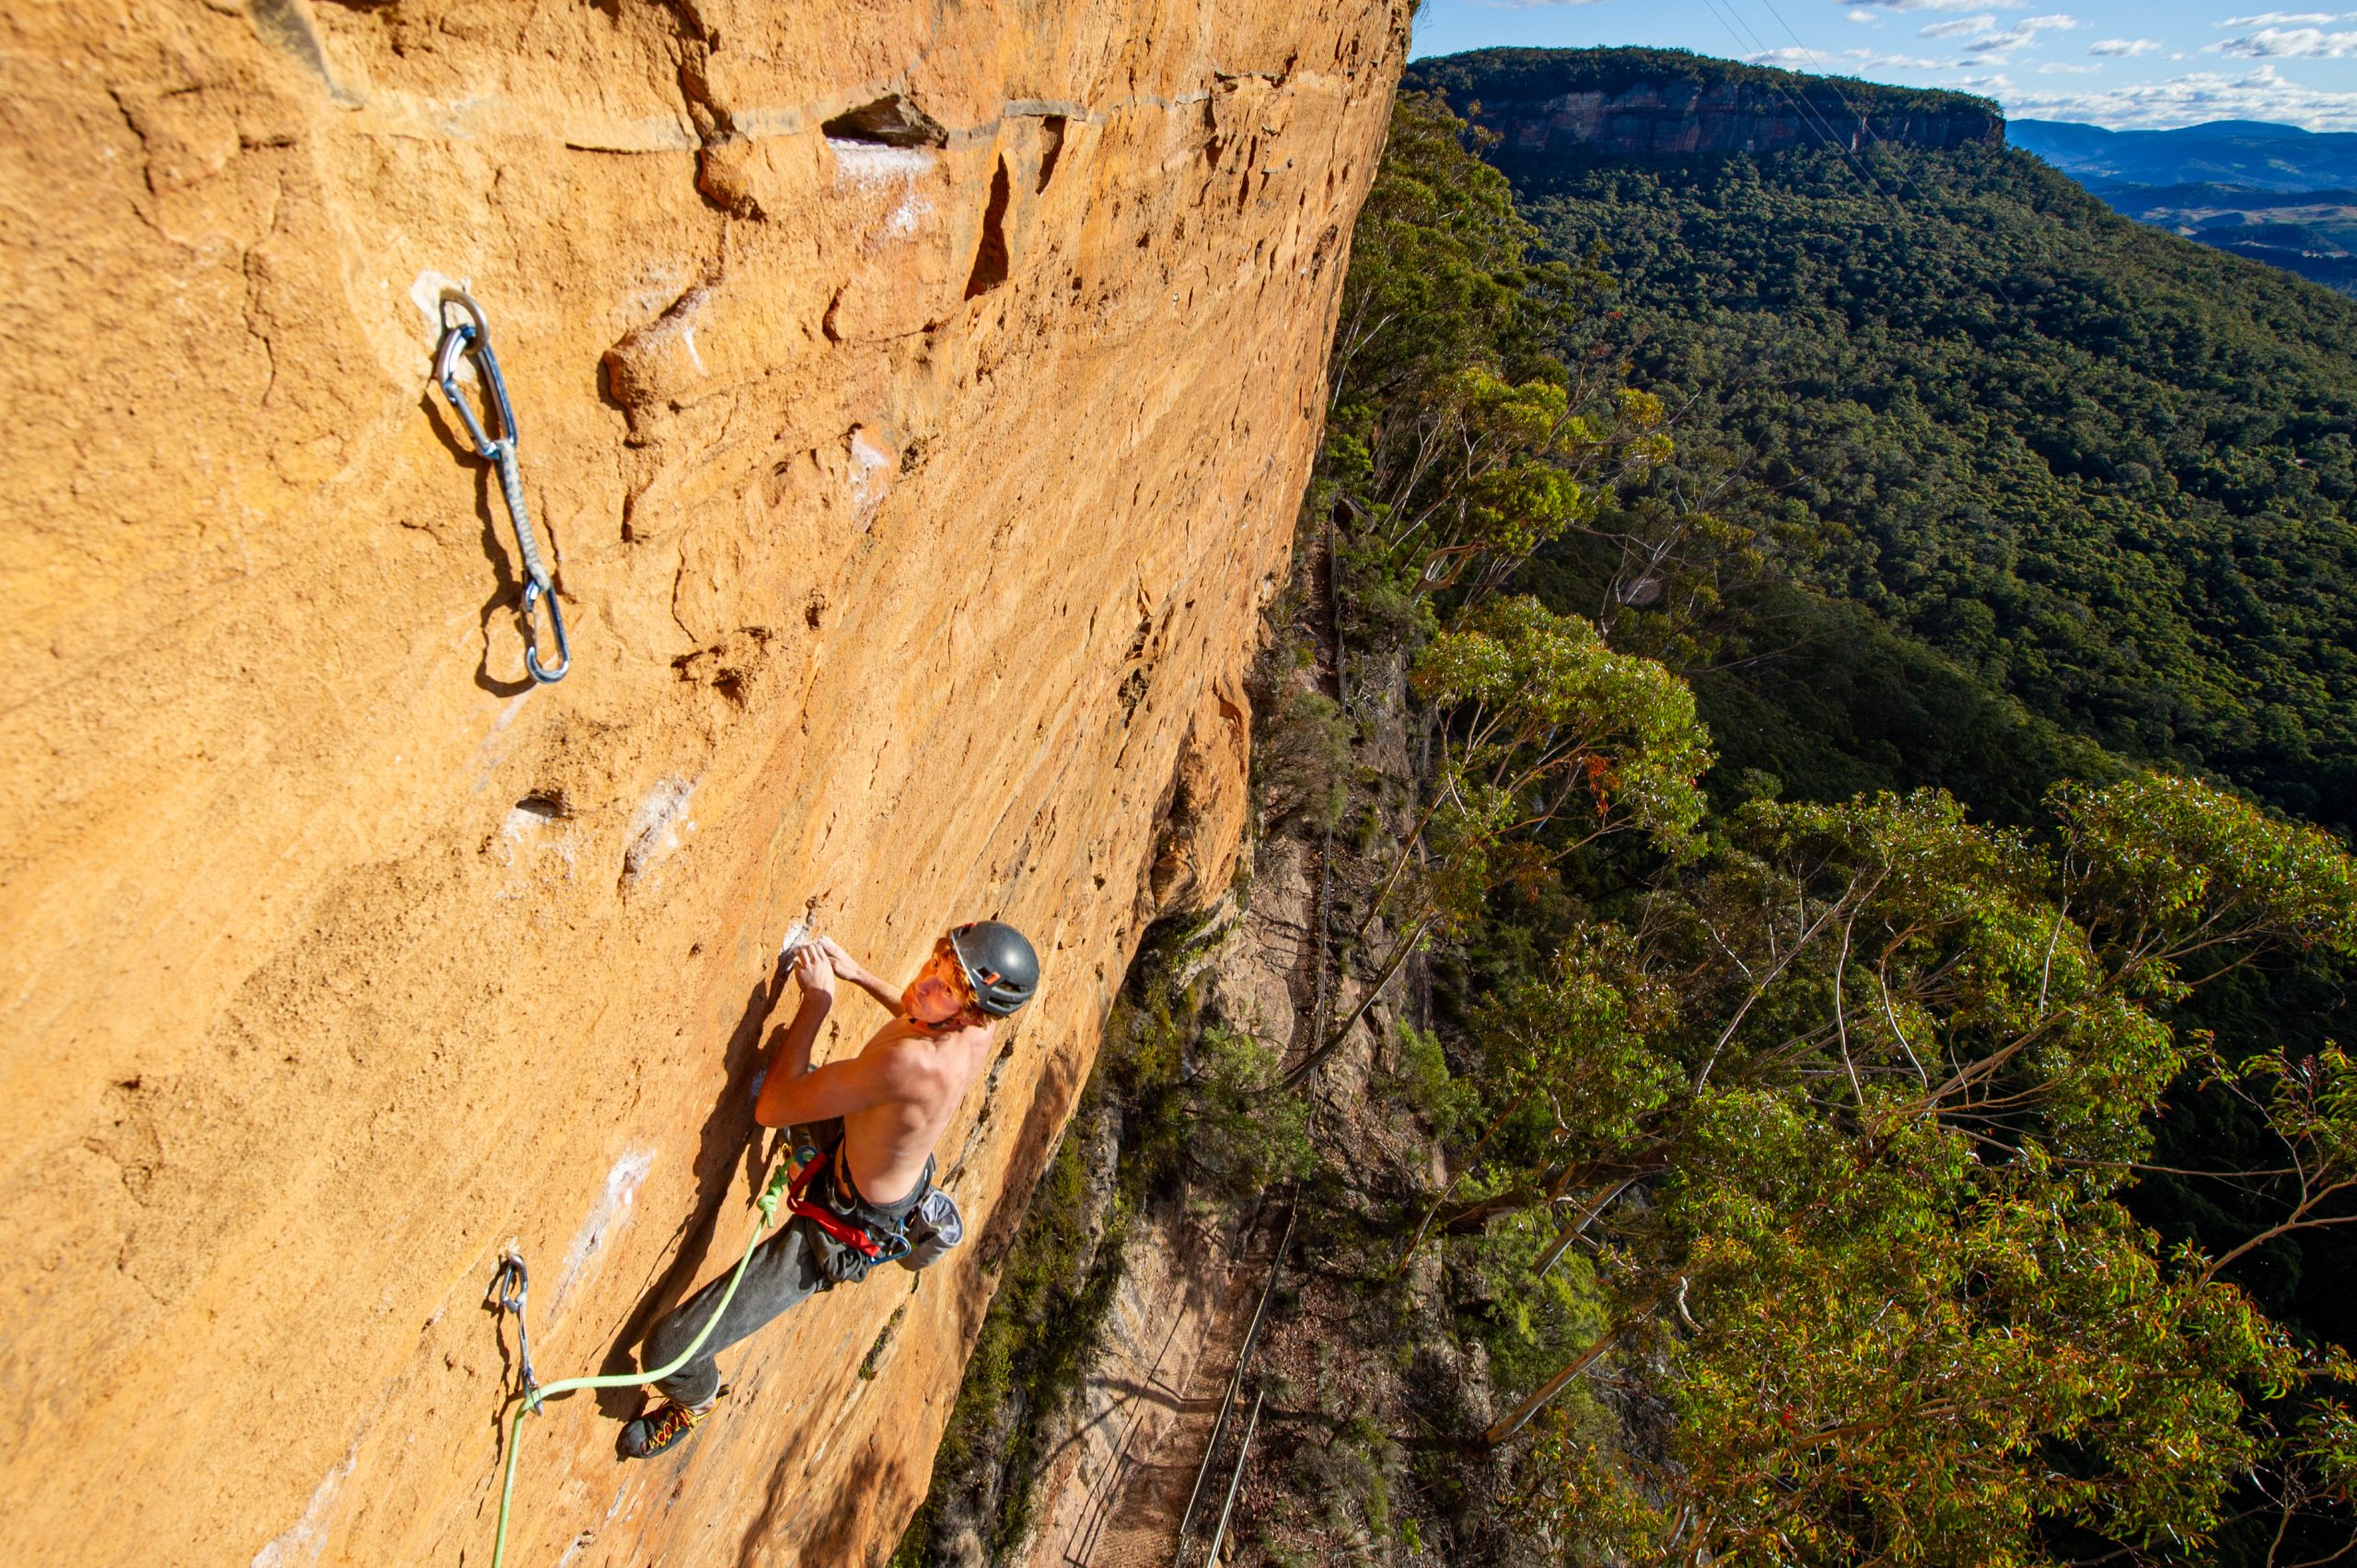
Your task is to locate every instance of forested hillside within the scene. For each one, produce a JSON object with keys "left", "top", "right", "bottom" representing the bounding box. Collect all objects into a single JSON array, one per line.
[
  {"left": 1314, "top": 62, "right": 2357, "bottom": 1565},
  {"left": 1359, "top": 52, "right": 2357, "bottom": 1564},
  {"left": 1404, "top": 64, "right": 2357, "bottom": 830}
]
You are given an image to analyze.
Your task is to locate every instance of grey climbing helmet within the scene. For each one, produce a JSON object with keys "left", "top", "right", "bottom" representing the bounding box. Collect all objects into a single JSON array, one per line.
[{"left": 947, "top": 920, "right": 1039, "bottom": 1016}]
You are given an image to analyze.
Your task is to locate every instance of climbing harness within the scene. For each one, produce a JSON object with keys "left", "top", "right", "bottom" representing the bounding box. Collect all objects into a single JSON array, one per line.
[
  {"left": 784, "top": 1145, "right": 916, "bottom": 1270},
  {"left": 432, "top": 289, "right": 570, "bottom": 683},
  {"left": 484, "top": 1156, "right": 792, "bottom": 1568}
]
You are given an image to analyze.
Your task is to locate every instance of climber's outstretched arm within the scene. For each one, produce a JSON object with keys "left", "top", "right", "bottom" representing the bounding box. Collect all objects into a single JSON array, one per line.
[
  {"left": 817, "top": 935, "right": 903, "bottom": 1013},
  {"left": 754, "top": 1038, "right": 926, "bottom": 1128},
  {"left": 749, "top": 946, "right": 833, "bottom": 1121}
]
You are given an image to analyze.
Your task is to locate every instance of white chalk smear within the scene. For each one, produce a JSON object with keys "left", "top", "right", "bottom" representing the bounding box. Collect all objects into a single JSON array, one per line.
[
  {"left": 621, "top": 776, "right": 698, "bottom": 882},
  {"left": 249, "top": 1444, "right": 358, "bottom": 1568},
  {"left": 848, "top": 426, "right": 895, "bottom": 525},
  {"left": 829, "top": 141, "right": 935, "bottom": 238},
  {"left": 554, "top": 1482, "right": 636, "bottom": 1568},
  {"left": 633, "top": 285, "right": 713, "bottom": 381},
  {"left": 829, "top": 141, "right": 935, "bottom": 185},
  {"left": 493, "top": 803, "right": 579, "bottom": 895},
  {"left": 555, "top": 1146, "right": 657, "bottom": 1310},
  {"left": 468, "top": 690, "right": 537, "bottom": 799}
]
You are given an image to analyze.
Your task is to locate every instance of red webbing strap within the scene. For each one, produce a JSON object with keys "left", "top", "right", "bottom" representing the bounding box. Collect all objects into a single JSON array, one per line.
[{"left": 785, "top": 1150, "right": 885, "bottom": 1259}]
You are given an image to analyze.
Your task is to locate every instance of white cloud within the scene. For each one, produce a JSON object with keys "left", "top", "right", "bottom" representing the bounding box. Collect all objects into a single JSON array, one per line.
[
  {"left": 1750, "top": 43, "right": 1958, "bottom": 66},
  {"left": 2216, "top": 10, "right": 2352, "bottom": 23},
  {"left": 2086, "top": 36, "right": 2163, "bottom": 54},
  {"left": 1841, "top": 0, "right": 2025, "bottom": 13},
  {"left": 1960, "top": 12, "right": 2078, "bottom": 55},
  {"left": 1922, "top": 14, "right": 1998, "bottom": 36},
  {"left": 2037, "top": 58, "right": 2106, "bottom": 70},
  {"left": 1848, "top": 6, "right": 1886, "bottom": 18},
  {"left": 2213, "top": 24, "right": 2357, "bottom": 52},
  {"left": 2003, "top": 61, "right": 2357, "bottom": 128}
]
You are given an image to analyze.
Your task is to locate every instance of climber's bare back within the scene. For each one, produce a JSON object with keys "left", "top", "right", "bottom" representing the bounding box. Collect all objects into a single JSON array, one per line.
[{"left": 838, "top": 1016, "right": 994, "bottom": 1202}]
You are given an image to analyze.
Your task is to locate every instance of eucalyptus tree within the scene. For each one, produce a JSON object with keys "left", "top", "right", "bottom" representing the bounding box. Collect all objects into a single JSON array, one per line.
[
  {"left": 1412, "top": 776, "right": 2357, "bottom": 1564},
  {"left": 1283, "top": 595, "right": 1710, "bottom": 1090}
]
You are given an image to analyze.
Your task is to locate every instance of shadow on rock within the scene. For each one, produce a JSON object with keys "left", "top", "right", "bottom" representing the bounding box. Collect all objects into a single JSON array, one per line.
[{"left": 591, "top": 952, "right": 790, "bottom": 1421}]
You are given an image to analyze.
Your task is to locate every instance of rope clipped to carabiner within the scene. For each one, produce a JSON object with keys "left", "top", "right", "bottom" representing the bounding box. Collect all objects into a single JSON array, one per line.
[
  {"left": 482, "top": 1159, "right": 794, "bottom": 1568},
  {"left": 433, "top": 290, "right": 570, "bottom": 683}
]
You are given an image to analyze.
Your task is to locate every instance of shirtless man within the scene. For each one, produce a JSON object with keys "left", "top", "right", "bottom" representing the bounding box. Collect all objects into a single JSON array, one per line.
[{"left": 620, "top": 918, "right": 1039, "bottom": 1458}]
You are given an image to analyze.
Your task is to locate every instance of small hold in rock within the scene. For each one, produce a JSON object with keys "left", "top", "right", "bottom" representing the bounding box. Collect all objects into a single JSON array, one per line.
[
  {"left": 821, "top": 95, "right": 947, "bottom": 148},
  {"left": 1036, "top": 114, "right": 1068, "bottom": 192},
  {"left": 964, "top": 157, "right": 1012, "bottom": 299}
]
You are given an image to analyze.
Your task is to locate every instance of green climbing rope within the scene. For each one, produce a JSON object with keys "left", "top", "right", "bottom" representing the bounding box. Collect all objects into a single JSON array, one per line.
[{"left": 488, "top": 1157, "right": 794, "bottom": 1568}]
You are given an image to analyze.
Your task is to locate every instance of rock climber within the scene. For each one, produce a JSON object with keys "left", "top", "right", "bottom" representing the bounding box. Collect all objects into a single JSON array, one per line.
[{"left": 620, "top": 919, "right": 1039, "bottom": 1459}]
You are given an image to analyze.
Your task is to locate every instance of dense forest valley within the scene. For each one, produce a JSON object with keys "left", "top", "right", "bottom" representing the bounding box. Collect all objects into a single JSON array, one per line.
[{"left": 897, "top": 50, "right": 2357, "bottom": 1567}]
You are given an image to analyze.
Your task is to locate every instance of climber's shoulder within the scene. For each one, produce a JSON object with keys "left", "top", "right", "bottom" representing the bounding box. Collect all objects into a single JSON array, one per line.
[
  {"left": 865, "top": 1015, "right": 993, "bottom": 1097},
  {"left": 862, "top": 1016, "right": 972, "bottom": 1086}
]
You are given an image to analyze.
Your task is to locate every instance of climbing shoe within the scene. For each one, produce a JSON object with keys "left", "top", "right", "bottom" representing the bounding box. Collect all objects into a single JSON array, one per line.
[{"left": 619, "top": 1394, "right": 718, "bottom": 1459}]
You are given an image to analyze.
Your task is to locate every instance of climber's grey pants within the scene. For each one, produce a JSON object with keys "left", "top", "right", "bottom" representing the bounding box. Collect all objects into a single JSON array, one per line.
[{"left": 644, "top": 1217, "right": 832, "bottom": 1406}]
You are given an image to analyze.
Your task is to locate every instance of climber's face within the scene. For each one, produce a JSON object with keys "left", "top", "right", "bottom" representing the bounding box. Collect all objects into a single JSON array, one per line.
[{"left": 904, "top": 939, "right": 976, "bottom": 1026}]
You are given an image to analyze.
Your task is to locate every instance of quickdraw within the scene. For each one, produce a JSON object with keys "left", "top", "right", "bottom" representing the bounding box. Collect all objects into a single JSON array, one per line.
[
  {"left": 486, "top": 1250, "right": 539, "bottom": 1398},
  {"left": 433, "top": 289, "right": 571, "bottom": 683},
  {"left": 483, "top": 1157, "right": 792, "bottom": 1568}
]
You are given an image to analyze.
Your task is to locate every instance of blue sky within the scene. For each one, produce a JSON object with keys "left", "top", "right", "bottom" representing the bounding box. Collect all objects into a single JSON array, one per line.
[{"left": 1411, "top": 0, "right": 2357, "bottom": 129}]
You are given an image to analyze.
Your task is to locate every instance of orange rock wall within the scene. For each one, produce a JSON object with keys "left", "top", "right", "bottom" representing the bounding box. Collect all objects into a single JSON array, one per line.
[{"left": 0, "top": 2, "right": 1404, "bottom": 1562}]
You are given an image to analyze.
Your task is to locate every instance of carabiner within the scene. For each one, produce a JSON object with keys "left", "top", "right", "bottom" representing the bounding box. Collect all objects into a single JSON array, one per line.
[
  {"left": 520, "top": 580, "right": 571, "bottom": 685},
  {"left": 486, "top": 1249, "right": 540, "bottom": 1399},
  {"left": 433, "top": 289, "right": 571, "bottom": 683}
]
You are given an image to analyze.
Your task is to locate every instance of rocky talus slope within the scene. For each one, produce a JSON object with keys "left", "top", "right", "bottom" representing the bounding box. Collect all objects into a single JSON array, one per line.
[{"left": 0, "top": 2, "right": 1405, "bottom": 1562}]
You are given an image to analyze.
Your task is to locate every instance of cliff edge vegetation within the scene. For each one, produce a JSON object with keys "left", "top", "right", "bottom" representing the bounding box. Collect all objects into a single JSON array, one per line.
[{"left": 903, "top": 64, "right": 2357, "bottom": 1568}]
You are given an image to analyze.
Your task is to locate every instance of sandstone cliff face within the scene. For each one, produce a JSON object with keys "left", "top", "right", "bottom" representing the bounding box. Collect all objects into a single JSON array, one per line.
[
  {"left": 1471, "top": 80, "right": 2002, "bottom": 158},
  {"left": 0, "top": 3, "right": 1404, "bottom": 1563}
]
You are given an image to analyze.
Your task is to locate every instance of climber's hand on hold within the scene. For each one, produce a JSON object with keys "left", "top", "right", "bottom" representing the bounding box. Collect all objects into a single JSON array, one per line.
[
  {"left": 793, "top": 943, "right": 836, "bottom": 1007},
  {"left": 754, "top": 946, "right": 836, "bottom": 1123},
  {"left": 815, "top": 935, "right": 864, "bottom": 983},
  {"left": 819, "top": 935, "right": 904, "bottom": 1012}
]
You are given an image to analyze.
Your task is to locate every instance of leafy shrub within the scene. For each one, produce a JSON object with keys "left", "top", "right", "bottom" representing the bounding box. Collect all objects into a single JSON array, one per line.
[{"left": 1256, "top": 688, "right": 1354, "bottom": 833}]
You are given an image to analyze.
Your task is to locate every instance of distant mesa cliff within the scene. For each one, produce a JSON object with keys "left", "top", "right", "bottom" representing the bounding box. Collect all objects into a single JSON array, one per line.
[{"left": 1404, "top": 48, "right": 2003, "bottom": 160}]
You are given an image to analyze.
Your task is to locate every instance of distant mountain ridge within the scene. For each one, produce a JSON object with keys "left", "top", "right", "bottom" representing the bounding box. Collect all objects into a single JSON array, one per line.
[
  {"left": 2012, "top": 118, "right": 2357, "bottom": 193},
  {"left": 1403, "top": 47, "right": 2002, "bottom": 160},
  {"left": 1400, "top": 48, "right": 2357, "bottom": 297},
  {"left": 2010, "top": 119, "right": 2357, "bottom": 293}
]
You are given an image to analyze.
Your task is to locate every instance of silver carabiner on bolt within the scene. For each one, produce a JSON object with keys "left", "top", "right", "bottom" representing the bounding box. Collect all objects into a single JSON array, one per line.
[
  {"left": 486, "top": 1248, "right": 540, "bottom": 1400},
  {"left": 433, "top": 289, "right": 571, "bottom": 683}
]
